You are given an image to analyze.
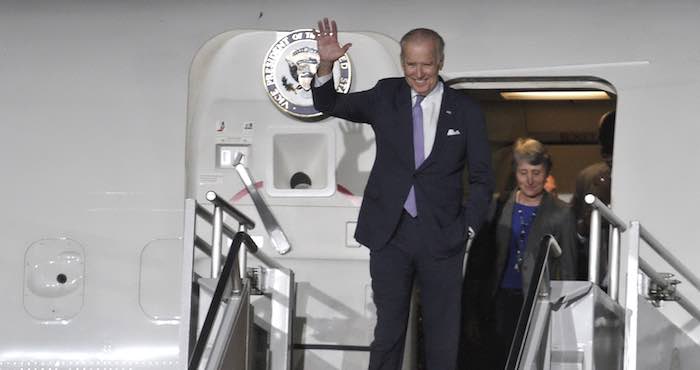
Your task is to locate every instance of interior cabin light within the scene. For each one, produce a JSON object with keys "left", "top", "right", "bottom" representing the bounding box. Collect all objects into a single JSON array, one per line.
[{"left": 500, "top": 91, "right": 610, "bottom": 100}]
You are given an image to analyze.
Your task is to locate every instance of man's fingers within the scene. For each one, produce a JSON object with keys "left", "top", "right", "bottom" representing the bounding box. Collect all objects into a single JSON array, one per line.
[{"left": 316, "top": 18, "right": 342, "bottom": 46}]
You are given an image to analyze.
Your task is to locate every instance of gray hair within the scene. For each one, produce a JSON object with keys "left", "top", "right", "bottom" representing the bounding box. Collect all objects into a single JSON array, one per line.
[
  {"left": 400, "top": 28, "right": 445, "bottom": 63},
  {"left": 512, "top": 137, "right": 552, "bottom": 174}
]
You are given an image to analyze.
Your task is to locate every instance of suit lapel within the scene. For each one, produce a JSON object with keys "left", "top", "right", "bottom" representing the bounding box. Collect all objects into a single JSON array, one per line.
[{"left": 394, "top": 81, "right": 416, "bottom": 169}]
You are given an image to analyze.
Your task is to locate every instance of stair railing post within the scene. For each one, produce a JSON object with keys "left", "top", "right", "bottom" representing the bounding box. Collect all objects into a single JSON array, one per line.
[
  {"left": 623, "top": 221, "right": 640, "bottom": 370},
  {"left": 588, "top": 208, "right": 601, "bottom": 285},
  {"left": 212, "top": 206, "right": 223, "bottom": 279}
]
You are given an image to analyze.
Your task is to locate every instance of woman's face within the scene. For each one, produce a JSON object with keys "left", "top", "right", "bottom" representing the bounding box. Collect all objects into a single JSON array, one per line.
[{"left": 516, "top": 161, "right": 547, "bottom": 199}]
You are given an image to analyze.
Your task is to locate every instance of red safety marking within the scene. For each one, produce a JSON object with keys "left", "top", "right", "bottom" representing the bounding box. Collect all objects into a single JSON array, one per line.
[{"left": 228, "top": 182, "right": 357, "bottom": 203}]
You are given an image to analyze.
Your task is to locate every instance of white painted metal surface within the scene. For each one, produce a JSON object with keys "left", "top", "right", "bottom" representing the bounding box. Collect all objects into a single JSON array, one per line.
[
  {"left": 4, "top": 1, "right": 700, "bottom": 369},
  {"left": 550, "top": 281, "right": 625, "bottom": 370},
  {"left": 635, "top": 297, "right": 700, "bottom": 370}
]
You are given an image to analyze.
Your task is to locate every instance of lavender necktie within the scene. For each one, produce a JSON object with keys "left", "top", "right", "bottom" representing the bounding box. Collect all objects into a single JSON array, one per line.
[{"left": 403, "top": 95, "right": 425, "bottom": 217}]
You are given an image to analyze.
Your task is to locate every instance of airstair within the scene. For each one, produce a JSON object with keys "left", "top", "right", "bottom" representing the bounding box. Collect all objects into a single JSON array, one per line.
[
  {"left": 508, "top": 195, "right": 700, "bottom": 369},
  {"left": 179, "top": 153, "right": 295, "bottom": 370},
  {"left": 177, "top": 150, "right": 700, "bottom": 370}
]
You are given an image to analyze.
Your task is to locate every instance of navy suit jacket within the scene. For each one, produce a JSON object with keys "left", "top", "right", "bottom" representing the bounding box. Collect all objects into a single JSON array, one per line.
[{"left": 312, "top": 77, "right": 493, "bottom": 257}]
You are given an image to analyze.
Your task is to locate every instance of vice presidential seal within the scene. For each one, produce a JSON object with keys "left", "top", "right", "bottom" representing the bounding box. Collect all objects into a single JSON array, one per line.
[{"left": 262, "top": 29, "right": 352, "bottom": 118}]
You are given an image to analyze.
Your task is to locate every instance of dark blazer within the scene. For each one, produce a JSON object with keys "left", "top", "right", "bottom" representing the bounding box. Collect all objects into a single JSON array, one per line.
[
  {"left": 465, "top": 191, "right": 578, "bottom": 313},
  {"left": 312, "top": 77, "right": 493, "bottom": 257},
  {"left": 570, "top": 161, "right": 612, "bottom": 281}
]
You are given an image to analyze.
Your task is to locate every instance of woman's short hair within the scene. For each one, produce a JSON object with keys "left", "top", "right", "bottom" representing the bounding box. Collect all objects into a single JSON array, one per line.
[{"left": 512, "top": 137, "right": 552, "bottom": 173}]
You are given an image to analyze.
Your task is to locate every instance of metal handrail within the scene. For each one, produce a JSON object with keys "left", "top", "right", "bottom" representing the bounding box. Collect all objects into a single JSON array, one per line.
[
  {"left": 548, "top": 236, "right": 562, "bottom": 258},
  {"left": 584, "top": 194, "right": 626, "bottom": 299},
  {"left": 584, "top": 194, "right": 627, "bottom": 230},
  {"left": 195, "top": 204, "right": 239, "bottom": 246},
  {"left": 200, "top": 191, "right": 290, "bottom": 278},
  {"left": 585, "top": 197, "right": 700, "bottom": 370},
  {"left": 188, "top": 231, "right": 259, "bottom": 370},
  {"left": 586, "top": 194, "right": 700, "bottom": 303},
  {"left": 639, "top": 225, "right": 700, "bottom": 293},
  {"left": 194, "top": 212, "right": 285, "bottom": 269},
  {"left": 623, "top": 222, "right": 700, "bottom": 370},
  {"left": 231, "top": 152, "right": 291, "bottom": 255},
  {"left": 506, "top": 235, "right": 560, "bottom": 370},
  {"left": 638, "top": 258, "right": 700, "bottom": 320},
  {"left": 183, "top": 197, "right": 293, "bottom": 370},
  {"left": 205, "top": 190, "right": 255, "bottom": 229}
]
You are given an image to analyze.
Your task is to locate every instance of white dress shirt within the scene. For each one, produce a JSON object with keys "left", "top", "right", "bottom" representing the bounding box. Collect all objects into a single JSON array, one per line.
[{"left": 412, "top": 82, "right": 443, "bottom": 159}]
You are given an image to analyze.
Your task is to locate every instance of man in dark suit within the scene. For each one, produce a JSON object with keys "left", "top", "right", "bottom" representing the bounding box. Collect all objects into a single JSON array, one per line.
[{"left": 312, "top": 18, "right": 493, "bottom": 370}]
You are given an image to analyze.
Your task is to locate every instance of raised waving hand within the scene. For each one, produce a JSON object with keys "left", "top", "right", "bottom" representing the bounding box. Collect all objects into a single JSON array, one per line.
[{"left": 315, "top": 18, "right": 352, "bottom": 76}]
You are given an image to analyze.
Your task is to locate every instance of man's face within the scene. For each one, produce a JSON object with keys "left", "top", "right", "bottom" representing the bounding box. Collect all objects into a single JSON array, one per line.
[{"left": 401, "top": 39, "right": 443, "bottom": 95}]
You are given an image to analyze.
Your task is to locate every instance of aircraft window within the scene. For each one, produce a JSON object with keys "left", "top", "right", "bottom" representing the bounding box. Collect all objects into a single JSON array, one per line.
[{"left": 448, "top": 77, "right": 617, "bottom": 201}]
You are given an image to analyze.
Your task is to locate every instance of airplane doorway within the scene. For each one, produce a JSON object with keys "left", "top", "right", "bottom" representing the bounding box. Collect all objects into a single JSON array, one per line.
[
  {"left": 450, "top": 77, "right": 617, "bottom": 370},
  {"left": 448, "top": 77, "right": 617, "bottom": 202}
]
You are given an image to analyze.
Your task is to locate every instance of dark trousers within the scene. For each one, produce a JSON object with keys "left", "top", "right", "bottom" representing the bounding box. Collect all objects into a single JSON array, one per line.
[
  {"left": 487, "top": 288, "right": 524, "bottom": 370},
  {"left": 368, "top": 211, "right": 466, "bottom": 370},
  {"left": 460, "top": 288, "right": 523, "bottom": 370}
]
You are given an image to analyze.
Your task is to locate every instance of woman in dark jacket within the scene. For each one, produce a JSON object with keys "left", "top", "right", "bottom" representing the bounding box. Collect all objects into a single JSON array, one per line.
[{"left": 461, "top": 138, "right": 577, "bottom": 370}]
